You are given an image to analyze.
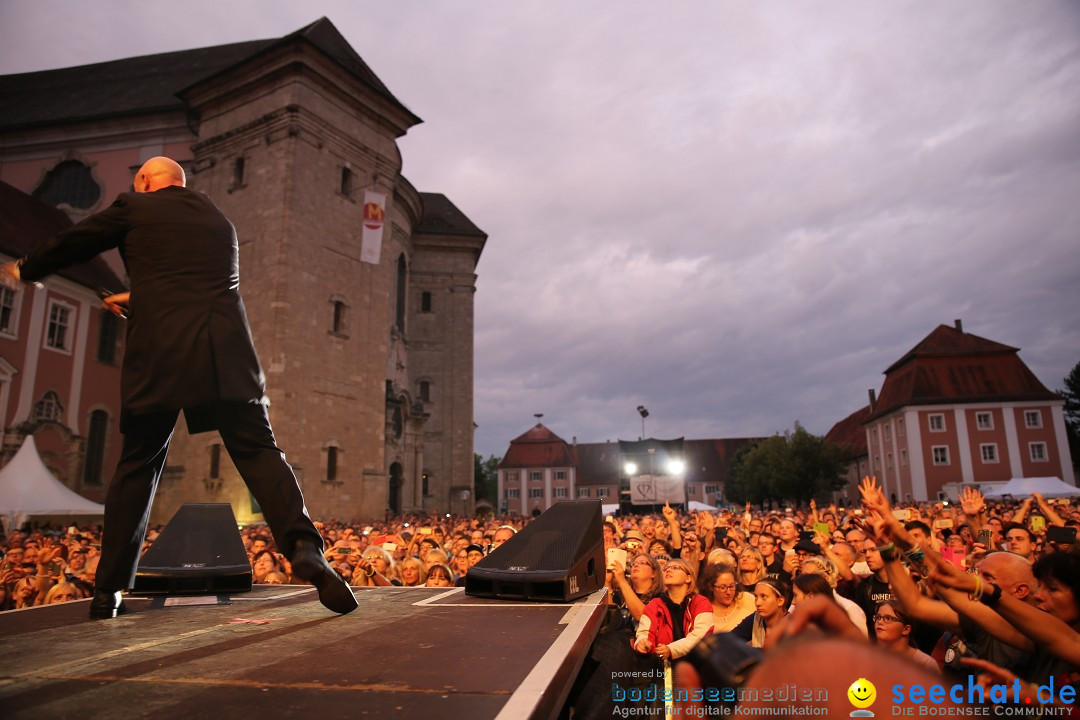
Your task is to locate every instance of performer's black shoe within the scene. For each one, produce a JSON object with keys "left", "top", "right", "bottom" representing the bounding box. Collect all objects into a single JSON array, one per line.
[
  {"left": 291, "top": 539, "right": 358, "bottom": 615},
  {"left": 89, "top": 589, "right": 127, "bottom": 619}
]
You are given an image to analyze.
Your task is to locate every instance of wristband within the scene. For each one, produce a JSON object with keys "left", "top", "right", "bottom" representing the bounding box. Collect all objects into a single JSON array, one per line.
[
  {"left": 980, "top": 583, "right": 1003, "bottom": 608},
  {"left": 878, "top": 543, "right": 897, "bottom": 562},
  {"left": 365, "top": 568, "right": 375, "bottom": 577},
  {"left": 968, "top": 574, "right": 984, "bottom": 602}
]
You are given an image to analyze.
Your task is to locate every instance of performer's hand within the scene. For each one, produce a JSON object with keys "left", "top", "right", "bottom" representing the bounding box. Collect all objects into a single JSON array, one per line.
[{"left": 102, "top": 292, "right": 130, "bottom": 319}]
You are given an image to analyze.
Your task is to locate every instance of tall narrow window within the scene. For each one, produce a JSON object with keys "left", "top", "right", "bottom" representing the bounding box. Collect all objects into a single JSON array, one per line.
[
  {"left": 422, "top": 471, "right": 430, "bottom": 496},
  {"left": 83, "top": 410, "right": 108, "bottom": 485},
  {"left": 97, "top": 310, "right": 120, "bottom": 363},
  {"left": 209, "top": 443, "right": 222, "bottom": 479},
  {"left": 233, "top": 157, "right": 246, "bottom": 188},
  {"left": 395, "top": 254, "right": 407, "bottom": 332},
  {"left": 419, "top": 380, "right": 431, "bottom": 402},
  {"left": 0, "top": 288, "right": 17, "bottom": 336},
  {"left": 421, "top": 291, "right": 433, "bottom": 313},
  {"left": 46, "top": 301, "right": 73, "bottom": 351},
  {"left": 327, "top": 446, "right": 338, "bottom": 481},
  {"left": 340, "top": 167, "right": 352, "bottom": 196},
  {"left": 332, "top": 300, "right": 346, "bottom": 334}
]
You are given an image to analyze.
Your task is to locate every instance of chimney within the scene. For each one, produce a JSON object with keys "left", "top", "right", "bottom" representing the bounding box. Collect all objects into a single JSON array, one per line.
[
  {"left": 954, "top": 319, "right": 963, "bottom": 333},
  {"left": 868, "top": 388, "right": 877, "bottom": 409}
]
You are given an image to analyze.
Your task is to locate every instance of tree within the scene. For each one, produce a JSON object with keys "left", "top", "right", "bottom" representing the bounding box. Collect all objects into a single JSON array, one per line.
[
  {"left": 1060, "top": 360, "right": 1080, "bottom": 472},
  {"left": 726, "top": 423, "right": 848, "bottom": 506},
  {"left": 473, "top": 453, "right": 500, "bottom": 502}
]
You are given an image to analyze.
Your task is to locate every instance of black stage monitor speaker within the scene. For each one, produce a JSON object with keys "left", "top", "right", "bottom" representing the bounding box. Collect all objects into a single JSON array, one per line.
[
  {"left": 132, "top": 503, "right": 252, "bottom": 595},
  {"left": 466, "top": 500, "right": 604, "bottom": 602}
]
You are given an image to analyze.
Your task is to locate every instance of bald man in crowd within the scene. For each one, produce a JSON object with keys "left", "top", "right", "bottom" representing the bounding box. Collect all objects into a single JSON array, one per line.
[{"left": 1, "top": 157, "right": 356, "bottom": 619}]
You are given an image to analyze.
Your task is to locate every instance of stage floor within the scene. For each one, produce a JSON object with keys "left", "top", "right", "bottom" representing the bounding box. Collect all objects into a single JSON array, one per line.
[{"left": 0, "top": 585, "right": 606, "bottom": 720}]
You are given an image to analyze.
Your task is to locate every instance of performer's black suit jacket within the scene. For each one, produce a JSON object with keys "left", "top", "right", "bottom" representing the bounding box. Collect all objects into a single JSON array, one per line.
[{"left": 21, "top": 186, "right": 266, "bottom": 433}]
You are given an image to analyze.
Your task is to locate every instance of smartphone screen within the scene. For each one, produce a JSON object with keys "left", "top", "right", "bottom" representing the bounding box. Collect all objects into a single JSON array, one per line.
[{"left": 1030, "top": 515, "right": 1046, "bottom": 533}]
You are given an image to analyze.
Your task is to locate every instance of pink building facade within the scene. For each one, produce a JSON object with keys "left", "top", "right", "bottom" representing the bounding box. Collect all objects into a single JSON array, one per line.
[{"left": 830, "top": 321, "right": 1074, "bottom": 503}]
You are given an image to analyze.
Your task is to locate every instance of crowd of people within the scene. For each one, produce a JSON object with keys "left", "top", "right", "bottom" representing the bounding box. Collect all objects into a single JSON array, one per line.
[{"left": 3, "top": 480, "right": 1079, "bottom": 714}]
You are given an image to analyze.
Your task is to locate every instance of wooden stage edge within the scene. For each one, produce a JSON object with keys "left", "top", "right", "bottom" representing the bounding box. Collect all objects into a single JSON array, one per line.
[{"left": 0, "top": 585, "right": 608, "bottom": 720}]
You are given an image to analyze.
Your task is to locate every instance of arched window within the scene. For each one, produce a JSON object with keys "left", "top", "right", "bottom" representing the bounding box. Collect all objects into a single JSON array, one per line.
[
  {"left": 395, "top": 254, "right": 407, "bottom": 332},
  {"left": 33, "top": 160, "right": 101, "bottom": 209},
  {"left": 83, "top": 410, "right": 108, "bottom": 485},
  {"left": 34, "top": 391, "right": 63, "bottom": 423}
]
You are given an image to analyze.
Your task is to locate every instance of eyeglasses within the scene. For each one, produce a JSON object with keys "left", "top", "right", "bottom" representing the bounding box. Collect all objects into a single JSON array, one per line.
[
  {"left": 663, "top": 565, "right": 688, "bottom": 574},
  {"left": 873, "top": 614, "right": 903, "bottom": 624},
  {"left": 713, "top": 584, "right": 737, "bottom": 591},
  {"left": 631, "top": 559, "right": 652, "bottom": 567}
]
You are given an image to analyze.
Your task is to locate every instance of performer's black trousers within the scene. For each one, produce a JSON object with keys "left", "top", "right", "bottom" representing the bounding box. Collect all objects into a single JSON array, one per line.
[{"left": 95, "top": 402, "right": 322, "bottom": 591}]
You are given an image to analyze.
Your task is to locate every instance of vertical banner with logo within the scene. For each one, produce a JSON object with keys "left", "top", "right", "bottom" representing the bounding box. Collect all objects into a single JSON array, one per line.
[{"left": 360, "top": 191, "right": 386, "bottom": 265}]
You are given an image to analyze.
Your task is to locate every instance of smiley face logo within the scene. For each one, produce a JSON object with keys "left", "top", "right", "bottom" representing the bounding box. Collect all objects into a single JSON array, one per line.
[{"left": 847, "top": 678, "right": 876, "bottom": 709}]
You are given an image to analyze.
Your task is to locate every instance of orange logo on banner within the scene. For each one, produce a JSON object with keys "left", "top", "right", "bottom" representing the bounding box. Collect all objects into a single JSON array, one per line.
[{"left": 363, "top": 202, "right": 384, "bottom": 230}]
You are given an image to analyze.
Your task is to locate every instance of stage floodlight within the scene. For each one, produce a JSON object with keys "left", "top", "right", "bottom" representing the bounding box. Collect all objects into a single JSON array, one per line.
[
  {"left": 667, "top": 459, "right": 686, "bottom": 475},
  {"left": 624, "top": 462, "right": 638, "bottom": 476}
]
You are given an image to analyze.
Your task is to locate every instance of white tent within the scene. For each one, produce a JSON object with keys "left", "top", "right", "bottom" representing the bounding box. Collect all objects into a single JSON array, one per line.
[
  {"left": 983, "top": 476, "right": 1080, "bottom": 499},
  {"left": 688, "top": 500, "right": 718, "bottom": 512},
  {"left": 0, "top": 435, "right": 105, "bottom": 534}
]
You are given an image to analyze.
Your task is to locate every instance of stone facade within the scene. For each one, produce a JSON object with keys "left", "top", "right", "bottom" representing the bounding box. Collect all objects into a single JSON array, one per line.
[{"left": 0, "top": 19, "right": 485, "bottom": 523}]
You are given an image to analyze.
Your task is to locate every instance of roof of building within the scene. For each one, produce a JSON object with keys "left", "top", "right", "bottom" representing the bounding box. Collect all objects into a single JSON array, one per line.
[
  {"left": 0, "top": 181, "right": 125, "bottom": 291},
  {"left": 824, "top": 405, "right": 871, "bottom": 458},
  {"left": 866, "top": 323, "right": 1058, "bottom": 422},
  {"left": 498, "top": 424, "right": 576, "bottom": 468},
  {"left": 416, "top": 193, "right": 487, "bottom": 238},
  {"left": 0, "top": 18, "right": 417, "bottom": 131}
]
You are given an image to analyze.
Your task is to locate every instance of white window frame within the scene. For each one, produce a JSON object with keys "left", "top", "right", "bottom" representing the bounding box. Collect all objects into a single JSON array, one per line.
[
  {"left": 597, "top": 488, "right": 609, "bottom": 498},
  {"left": 1029, "top": 442, "right": 1048, "bottom": 463},
  {"left": 931, "top": 445, "right": 950, "bottom": 466},
  {"left": 529, "top": 487, "right": 544, "bottom": 499},
  {"left": 975, "top": 412, "right": 993, "bottom": 431},
  {"left": 900, "top": 449, "right": 908, "bottom": 466},
  {"left": 553, "top": 487, "right": 568, "bottom": 498},
  {"left": 928, "top": 414, "right": 945, "bottom": 432},
  {"left": 887, "top": 452, "right": 894, "bottom": 469},
  {"left": 44, "top": 299, "right": 76, "bottom": 355},
  {"left": 1024, "top": 410, "right": 1043, "bottom": 429},
  {"left": 704, "top": 484, "right": 720, "bottom": 496},
  {"left": 897, "top": 418, "right": 905, "bottom": 437},
  {"left": 506, "top": 472, "right": 518, "bottom": 483},
  {"left": 506, "top": 488, "right": 519, "bottom": 499},
  {"left": 884, "top": 425, "right": 891, "bottom": 441},
  {"left": 529, "top": 471, "right": 542, "bottom": 482},
  {"left": 980, "top": 443, "right": 999, "bottom": 464},
  {"left": 554, "top": 471, "right": 566, "bottom": 480},
  {"left": 577, "top": 487, "right": 591, "bottom": 498},
  {"left": 0, "top": 286, "right": 21, "bottom": 338}
]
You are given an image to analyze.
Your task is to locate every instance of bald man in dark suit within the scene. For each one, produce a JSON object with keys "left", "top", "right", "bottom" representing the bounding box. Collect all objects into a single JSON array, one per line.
[{"left": 2, "top": 157, "right": 356, "bottom": 618}]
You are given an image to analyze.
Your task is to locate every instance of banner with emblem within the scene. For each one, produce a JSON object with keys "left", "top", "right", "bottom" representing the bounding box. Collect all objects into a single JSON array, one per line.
[
  {"left": 629, "top": 475, "right": 684, "bottom": 505},
  {"left": 360, "top": 191, "right": 386, "bottom": 265}
]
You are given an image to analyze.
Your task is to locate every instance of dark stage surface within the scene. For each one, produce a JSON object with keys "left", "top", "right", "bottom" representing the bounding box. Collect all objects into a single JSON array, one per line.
[{"left": 0, "top": 585, "right": 606, "bottom": 719}]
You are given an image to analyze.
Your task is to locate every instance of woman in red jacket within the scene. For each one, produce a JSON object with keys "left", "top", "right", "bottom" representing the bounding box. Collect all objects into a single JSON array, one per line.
[{"left": 634, "top": 557, "right": 714, "bottom": 661}]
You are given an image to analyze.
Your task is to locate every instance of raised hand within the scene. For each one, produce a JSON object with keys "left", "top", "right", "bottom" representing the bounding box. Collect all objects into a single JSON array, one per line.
[{"left": 960, "top": 486, "right": 985, "bottom": 517}]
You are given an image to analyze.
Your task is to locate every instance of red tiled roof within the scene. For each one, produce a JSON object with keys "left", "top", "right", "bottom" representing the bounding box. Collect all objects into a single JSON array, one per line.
[
  {"left": 825, "top": 405, "right": 871, "bottom": 458},
  {"left": 867, "top": 324, "right": 1057, "bottom": 422},
  {"left": 498, "top": 424, "right": 576, "bottom": 468}
]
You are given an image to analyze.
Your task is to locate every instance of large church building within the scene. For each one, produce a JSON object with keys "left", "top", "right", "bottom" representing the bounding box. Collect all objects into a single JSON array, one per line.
[{"left": 0, "top": 18, "right": 486, "bottom": 523}]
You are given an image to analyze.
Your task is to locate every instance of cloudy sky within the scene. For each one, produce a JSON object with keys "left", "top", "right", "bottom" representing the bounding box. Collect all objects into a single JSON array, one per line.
[{"left": 2, "top": 1, "right": 1078, "bottom": 458}]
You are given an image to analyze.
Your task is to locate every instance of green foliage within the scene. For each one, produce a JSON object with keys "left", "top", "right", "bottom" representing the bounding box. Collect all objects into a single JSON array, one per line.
[
  {"left": 1061, "top": 360, "right": 1080, "bottom": 470},
  {"left": 726, "top": 422, "right": 848, "bottom": 505},
  {"left": 473, "top": 453, "right": 501, "bottom": 501}
]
